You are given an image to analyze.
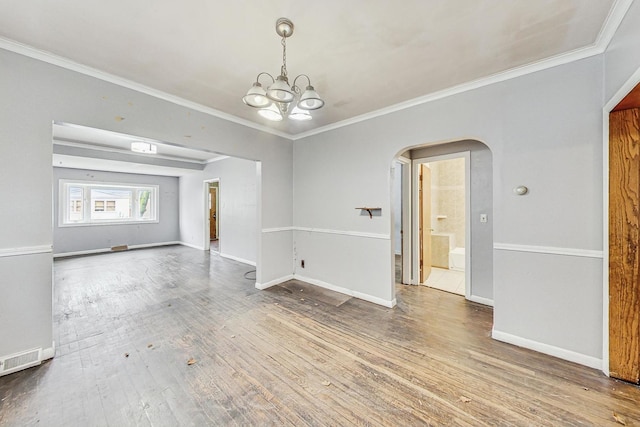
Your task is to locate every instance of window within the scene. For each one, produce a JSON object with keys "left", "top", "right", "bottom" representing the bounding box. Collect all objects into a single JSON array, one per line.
[{"left": 60, "top": 180, "right": 158, "bottom": 226}]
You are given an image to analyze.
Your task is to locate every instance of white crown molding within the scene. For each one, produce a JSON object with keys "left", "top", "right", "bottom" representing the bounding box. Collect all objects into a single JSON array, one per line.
[
  {"left": 595, "top": 0, "right": 634, "bottom": 51},
  {"left": 291, "top": 0, "right": 634, "bottom": 141},
  {"left": 0, "top": 0, "right": 632, "bottom": 142},
  {"left": 0, "top": 37, "right": 291, "bottom": 140},
  {"left": 53, "top": 139, "right": 208, "bottom": 165},
  {"left": 494, "top": 243, "right": 603, "bottom": 259}
]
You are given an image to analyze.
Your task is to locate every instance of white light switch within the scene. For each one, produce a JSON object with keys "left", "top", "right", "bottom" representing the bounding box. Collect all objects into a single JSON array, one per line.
[{"left": 480, "top": 214, "right": 488, "bottom": 223}]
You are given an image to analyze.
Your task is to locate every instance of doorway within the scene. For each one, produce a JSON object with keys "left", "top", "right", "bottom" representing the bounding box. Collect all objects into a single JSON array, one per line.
[
  {"left": 413, "top": 153, "right": 470, "bottom": 297},
  {"left": 205, "top": 179, "right": 220, "bottom": 253},
  {"left": 608, "top": 81, "right": 640, "bottom": 384}
]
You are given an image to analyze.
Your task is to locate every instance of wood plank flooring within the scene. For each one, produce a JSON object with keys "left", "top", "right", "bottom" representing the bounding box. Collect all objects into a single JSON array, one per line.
[{"left": 1, "top": 245, "right": 639, "bottom": 426}]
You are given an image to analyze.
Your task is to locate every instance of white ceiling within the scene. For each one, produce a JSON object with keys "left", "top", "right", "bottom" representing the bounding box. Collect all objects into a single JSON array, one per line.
[
  {"left": 52, "top": 122, "right": 227, "bottom": 176},
  {"left": 0, "top": 1, "right": 622, "bottom": 136}
]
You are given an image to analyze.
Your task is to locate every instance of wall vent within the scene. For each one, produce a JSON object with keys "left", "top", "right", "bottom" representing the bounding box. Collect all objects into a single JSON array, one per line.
[{"left": 0, "top": 348, "right": 42, "bottom": 376}]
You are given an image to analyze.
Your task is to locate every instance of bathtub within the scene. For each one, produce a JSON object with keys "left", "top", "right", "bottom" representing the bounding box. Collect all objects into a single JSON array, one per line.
[{"left": 449, "top": 247, "right": 465, "bottom": 271}]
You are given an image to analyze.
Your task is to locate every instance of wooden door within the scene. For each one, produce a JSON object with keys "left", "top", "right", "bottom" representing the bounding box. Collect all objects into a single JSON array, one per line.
[
  {"left": 209, "top": 187, "right": 217, "bottom": 240},
  {"left": 419, "top": 164, "right": 432, "bottom": 283},
  {"left": 609, "top": 107, "right": 640, "bottom": 384}
]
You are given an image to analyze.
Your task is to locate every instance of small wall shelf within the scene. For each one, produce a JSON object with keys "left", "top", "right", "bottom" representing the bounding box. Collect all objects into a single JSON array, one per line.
[{"left": 356, "top": 207, "right": 381, "bottom": 219}]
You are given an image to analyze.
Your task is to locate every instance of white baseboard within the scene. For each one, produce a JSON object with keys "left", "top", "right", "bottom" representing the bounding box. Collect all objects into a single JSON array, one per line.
[
  {"left": 0, "top": 245, "right": 52, "bottom": 258},
  {"left": 492, "top": 329, "right": 602, "bottom": 370},
  {"left": 54, "top": 241, "right": 181, "bottom": 258},
  {"left": 42, "top": 342, "right": 55, "bottom": 360},
  {"left": 468, "top": 295, "right": 494, "bottom": 307},
  {"left": 179, "top": 241, "right": 205, "bottom": 250},
  {"left": 219, "top": 252, "right": 256, "bottom": 267},
  {"left": 255, "top": 274, "right": 294, "bottom": 290},
  {"left": 294, "top": 274, "right": 396, "bottom": 308}
]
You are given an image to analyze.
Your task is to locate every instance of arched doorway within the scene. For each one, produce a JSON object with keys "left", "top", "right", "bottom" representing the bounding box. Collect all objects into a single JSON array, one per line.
[{"left": 392, "top": 139, "right": 494, "bottom": 306}]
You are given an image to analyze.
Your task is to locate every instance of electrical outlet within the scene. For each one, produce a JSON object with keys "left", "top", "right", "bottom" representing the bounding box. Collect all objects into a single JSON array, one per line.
[{"left": 301, "top": 260, "right": 305, "bottom": 268}]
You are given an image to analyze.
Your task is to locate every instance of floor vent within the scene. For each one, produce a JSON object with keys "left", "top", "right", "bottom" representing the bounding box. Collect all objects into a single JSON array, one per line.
[
  {"left": 111, "top": 245, "right": 129, "bottom": 252},
  {"left": 0, "top": 348, "right": 42, "bottom": 376}
]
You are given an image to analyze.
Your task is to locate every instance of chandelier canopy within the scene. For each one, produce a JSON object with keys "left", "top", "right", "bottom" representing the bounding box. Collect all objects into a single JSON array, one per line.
[{"left": 243, "top": 18, "right": 324, "bottom": 122}]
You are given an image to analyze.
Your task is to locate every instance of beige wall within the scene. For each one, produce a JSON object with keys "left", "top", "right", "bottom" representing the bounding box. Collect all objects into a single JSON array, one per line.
[{"left": 429, "top": 157, "right": 465, "bottom": 249}]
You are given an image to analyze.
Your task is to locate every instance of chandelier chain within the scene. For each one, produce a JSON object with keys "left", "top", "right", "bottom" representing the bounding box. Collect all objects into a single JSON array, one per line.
[{"left": 281, "top": 35, "right": 288, "bottom": 78}]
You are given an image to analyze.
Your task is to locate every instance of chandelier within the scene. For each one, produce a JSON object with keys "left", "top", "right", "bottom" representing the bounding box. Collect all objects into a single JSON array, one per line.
[{"left": 243, "top": 18, "right": 324, "bottom": 122}]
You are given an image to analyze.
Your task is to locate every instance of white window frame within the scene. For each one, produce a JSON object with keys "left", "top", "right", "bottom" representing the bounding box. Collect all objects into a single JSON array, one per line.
[{"left": 59, "top": 180, "right": 159, "bottom": 227}]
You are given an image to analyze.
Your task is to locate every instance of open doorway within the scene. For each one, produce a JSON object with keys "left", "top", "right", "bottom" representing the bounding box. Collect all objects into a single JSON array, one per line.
[
  {"left": 207, "top": 180, "right": 220, "bottom": 253},
  {"left": 414, "top": 153, "right": 470, "bottom": 297},
  {"left": 393, "top": 140, "right": 493, "bottom": 307}
]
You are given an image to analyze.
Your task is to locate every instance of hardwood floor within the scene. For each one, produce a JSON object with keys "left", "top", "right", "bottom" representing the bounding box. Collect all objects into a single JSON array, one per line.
[{"left": 1, "top": 245, "right": 639, "bottom": 426}]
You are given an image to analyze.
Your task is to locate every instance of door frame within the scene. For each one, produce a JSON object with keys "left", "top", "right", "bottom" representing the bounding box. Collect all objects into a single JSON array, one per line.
[
  {"left": 603, "top": 66, "right": 640, "bottom": 376},
  {"left": 393, "top": 156, "right": 413, "bottom": 284},
  {"left": 203, "top": 178, "right": 220, "bottom": 252},
  {"left": 412, "top": 152, "right": 471, "bottom": 299}
]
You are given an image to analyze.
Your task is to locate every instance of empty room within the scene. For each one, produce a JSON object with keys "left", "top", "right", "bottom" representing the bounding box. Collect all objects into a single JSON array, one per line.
[{"left": 2, "top": 1, "right": 640, "bottom": 425}]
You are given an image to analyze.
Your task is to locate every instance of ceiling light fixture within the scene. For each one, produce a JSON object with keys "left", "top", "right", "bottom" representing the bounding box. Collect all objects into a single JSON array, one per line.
[
  {"left": 243, "top": 18, "right": 324, "bottom": 122},
  {"left": 131, "top": 141, "right": 157, "bottom": 154}
]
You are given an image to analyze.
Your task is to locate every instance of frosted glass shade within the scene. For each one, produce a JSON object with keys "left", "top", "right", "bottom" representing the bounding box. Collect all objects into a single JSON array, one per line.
[
  {"left": 242, "top": 82, "right": 271, "bottom": 108},
  {"left": 267, "top": 76, "right": 295, "bottom": 103},
  {"left": 288, "top": 106, "right": 312, "bottom": 121},
  {"left": 297, "top": 85, "right": 324, "bottom": 110},
  {"left": 257, "top": 104, "right": 283, "bottom": 121}
]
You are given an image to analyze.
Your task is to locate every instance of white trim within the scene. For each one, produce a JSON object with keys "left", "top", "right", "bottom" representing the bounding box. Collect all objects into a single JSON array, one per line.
[
  {"left": 42, "top": 342, "right": 56, "bottom": 360},
  {"left": 203, "top": 178, "right": 220, "bottom": 252},
  {"left": 468, "top": 295, "right": 494, "bottom": 307},
  {"left": 262, "top": 227, "right": 294, "bottom": 233},
  {"left": 412, "top": 152, "right": 471, "bottom": 296},
  {"left": 219, "top": 252, "right": 256, "bottom": 267},
  {"left": 596, "top": 0, "right": 634, "bottom": 51},
  {"left": 294, "top": 227, "right": 389, "bottom": 240},
  {"left": 492, "top": 329, "right": 603, "bottom": 370},
  {"left": 205, "top": 156, "right": 230, "bottom": 164},
  {"left": 494, "top": 243, "right": 603, "bottom": 259},
  {"left": 1, "top": 0, "right": 632, "bottom": 143},
  {"left": 292, "top": 50, "right": 621, "bottom": 141},
  {"left": 255, "top": 274, "right": 294, "bottom": 290},
  {"left": 0, "top": 245, "right": 52, "bottom": 258},
  {"left": 54, "top": 241, "right": 180, "bottom": 258},
  {"left": 180, "top": 241, "right": 206, "bottom": 251},
  {"left": 601, "top": 58, "right": 640, "bottom": 378},
  {"left": 0, "top": 38, "right": 291, "bottom": 140},
  {"left": 53, "top": 139, "right": 208, "bottom": 165},
  {"left": 294, "top": 274, "right": 396, "bottom": 308}
]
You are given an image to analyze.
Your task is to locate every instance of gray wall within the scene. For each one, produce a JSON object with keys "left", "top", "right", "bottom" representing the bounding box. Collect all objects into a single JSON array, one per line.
[
  {"left": 204, "top": 158, "right": 257, "bottom": 264},
  {"left": 178, "top": 157, "right": 258, "bottom": 265},
  {"left": 410, "top": 140, "right": 493, "bottom": 302},
  {"left": 293, "top": 55, "right": 604, "bottom": 364},
  {"left": 0, "top": 47, "right": 293, "bottom": 360},
  {"left": 393, "top": 163, "right": 402, "bottom": 255},
  {"left": 53, "top": 168, "right": 180, "bottom": 255}
]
